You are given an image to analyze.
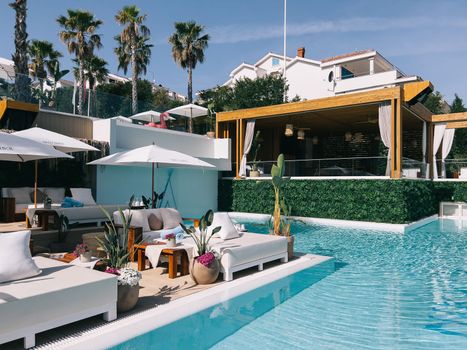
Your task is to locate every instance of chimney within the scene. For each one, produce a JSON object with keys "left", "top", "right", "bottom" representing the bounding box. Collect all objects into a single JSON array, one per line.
[{"left": 297, "top": 47, "right": 305, "bottom": 58}]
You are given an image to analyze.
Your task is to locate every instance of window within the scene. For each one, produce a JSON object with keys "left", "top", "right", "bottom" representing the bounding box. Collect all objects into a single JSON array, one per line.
[
  {"left": 341, "top": 67, "right": 354, "bottom": 80},
  {"left": 272, "top": 57, "right": 280, "bottom": 66}
]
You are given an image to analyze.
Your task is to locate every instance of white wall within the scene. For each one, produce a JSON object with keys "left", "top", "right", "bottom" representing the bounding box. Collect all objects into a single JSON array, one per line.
[
  {"left": 286, "top": 63, "right": 332, "bottom": 100},
  {"left": 232, "top": 67, "right": 257, "bottom": 83},
  {"left": 334, "top": 70, "right": 398, "bottom": 94}
]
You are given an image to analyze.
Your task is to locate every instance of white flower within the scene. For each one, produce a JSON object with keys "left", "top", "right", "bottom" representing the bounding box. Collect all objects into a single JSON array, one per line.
[{"left": 117, "top": 267, "right": 142, "bottom": 286}]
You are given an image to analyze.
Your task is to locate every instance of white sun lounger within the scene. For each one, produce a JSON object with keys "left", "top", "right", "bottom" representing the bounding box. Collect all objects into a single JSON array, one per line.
[{"left": 0, "top": 257, "right": 117, "bottom": 349}]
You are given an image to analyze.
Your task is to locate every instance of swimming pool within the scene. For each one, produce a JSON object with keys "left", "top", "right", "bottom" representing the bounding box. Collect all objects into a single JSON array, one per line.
[{"left": 113, "top": 219, "right": 467, "bottom": 349}]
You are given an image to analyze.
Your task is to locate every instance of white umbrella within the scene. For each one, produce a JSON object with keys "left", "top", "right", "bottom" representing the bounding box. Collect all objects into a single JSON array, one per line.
[
  {"left": 88, "top": 144, "right": 215, "bottom": 205},
  {"left": 0, "top": 131, "right": 73, "bottom": 207},
  {"left": 13, "top": 127, "right": 98, "bottom": 206},
  {"left": 130, "top": 110, "right": 175, "bottom": 123},
  {"left": 166, "top": 104, "right": 208, "bottom": 119}
]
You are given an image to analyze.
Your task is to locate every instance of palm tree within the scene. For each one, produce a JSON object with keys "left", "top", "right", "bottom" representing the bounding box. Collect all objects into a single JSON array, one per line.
[
  {"left": 57, "top": 9, "right": 102, "bottom": 115},
  {"left": 114, "top": 34, "right": 152, "bottom": 80},
  {"left": 73, "top": 55, "right": 108, "bottom": 116},
  {"left": 9, "top": 0, "right": 31, "bottom": 102},
  {"left": 48, "top": 60, "right": 69, "bottom": 108},
  {"left": 115, "top": 5, "right": 150, "bottom": 115},
  {"left": 169, "top": 21, "right": 209, "bottom": 133},
  {"left": 28, "top": 40, "right": 62, "bottom": 93}
]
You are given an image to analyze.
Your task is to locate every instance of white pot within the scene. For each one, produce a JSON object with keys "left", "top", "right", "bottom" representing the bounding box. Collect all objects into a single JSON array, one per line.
[
  {"left": 80, "top": 251, "right": 92, "bottom": 262},
  {"left": 250, "top": 170, "right": 260, "bottom": 178},
  {"left": 166, "top": 239, "right": 176, "bottom": 247}
]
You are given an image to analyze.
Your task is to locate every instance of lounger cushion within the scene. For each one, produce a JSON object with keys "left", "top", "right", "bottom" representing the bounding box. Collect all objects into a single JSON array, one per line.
[
  {"left": 30, "top": 189, "right": 47, "bottom": 203},
  {"left": 0, "top": 230, "right": 41, "bottom": 283},
  {"left": 44, "top": 187, "right": 66, "bottom": 203},
  {"left": 70, "top": 188, "right": 96, "bottom": 206},
  {"left": 160, "top": 208, "right": 182, "bottom": 229},
  {"left": 209, "top": 212, "right": 239, "bottom": 240},
  {"left": 148, "top": 213, "right": 163, "bottom": 231},
  {"left": 9, "top": 187, "right": 31, "bottom": 204}
]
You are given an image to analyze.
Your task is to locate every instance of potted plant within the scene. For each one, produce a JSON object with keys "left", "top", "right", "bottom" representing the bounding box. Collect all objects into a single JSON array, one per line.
[
  {"left": 97, "top": 208, "right": 142, "bottom": 313},
  {"left": 74, "top": 243, "right": 92, "bottom": 262},
  {"left": 181, "top": 210, "right": 221, "bottom": 284},
  {"left": 249, "top": 131, "right": 262, "bottom": 177},
  {"left": 280, "top": 198, "right": 294, "bottom": 260},
  {"left": 165, "top": 233, "right": 176, "bottom": 247},
  {"left": 206, "top": 104, "right": 216, "bottom": 138},
  {"left": 44, "top": 196, "right": 52, "bottom": 209}
]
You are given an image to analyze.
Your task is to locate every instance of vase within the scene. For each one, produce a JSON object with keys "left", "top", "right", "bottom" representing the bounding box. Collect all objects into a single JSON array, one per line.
[
  {"left": 287, "top": 235, "right": 294, "bottom": 260},
  {"left": 166, "top": 239, "right": 176, "bottom": 247},
  {"left": 249, "top": 170, "right": 260, "bottom": 178},
  {"left": 191, "top": 259, "right": 220, "bottom": 284},
  {"left": 80, "top": 251, "right": 92, "bottom": 262},
  {"left": 117, "top": 284, "right": 139, "bottom": 313}
]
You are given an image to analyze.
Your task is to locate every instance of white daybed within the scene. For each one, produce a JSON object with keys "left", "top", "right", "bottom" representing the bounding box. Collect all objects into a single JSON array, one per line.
[{"left": 0, "top": 257, "right": 117, "bottom": 349}]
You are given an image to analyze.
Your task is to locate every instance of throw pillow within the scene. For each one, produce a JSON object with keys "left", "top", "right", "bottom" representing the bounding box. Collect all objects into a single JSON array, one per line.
[
  {"left": 148, "top": 213, "right": 163, "bottom": 231},
  {"left": 30, "top": 189, "right": 47, "bottom": 203},
  {"left": 0, "top": 230, "right": 41, "bottom": 284},
  {"left": 70, "top": 188, "right": 96, "bottom": 206},
  {"left": 208, "top": 212, "right": 239, "bottom": 240},
  {"left": 160, "top": 208, "right": 182, "bottom": 230}
]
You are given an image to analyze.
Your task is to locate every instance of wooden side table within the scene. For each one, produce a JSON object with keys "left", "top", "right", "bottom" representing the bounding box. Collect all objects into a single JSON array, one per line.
[
  {"left": 135, "top": 243, "right": 190, "bottom": 278},
  {"left": 27, "top": 209, "right": 59, "bottom": 230},
  {"left": 1, "top": 197, "right": 16, "bottom": 223}
]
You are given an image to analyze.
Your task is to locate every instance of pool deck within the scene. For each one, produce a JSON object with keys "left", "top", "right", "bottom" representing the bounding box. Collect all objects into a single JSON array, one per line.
[{"left": 1, "top": 253, "right": 331, "bottom": 350}]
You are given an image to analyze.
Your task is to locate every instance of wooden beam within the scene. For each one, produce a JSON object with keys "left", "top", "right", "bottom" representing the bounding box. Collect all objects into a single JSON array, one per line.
[
  {"left": 405, "top": 102, "right": 432, "bottom": 122},
  {"left": 235, "top": 119, "right": 240, "bottom": 178},
  {"left": 217, "top": 86, "right": 401, "bottom": 122},
  {"left": 239, "top": 118, "right": 244, "bottom": 178},
  {"left": 0, "top": 99, "right": 7, "bottom": 120},
  {"left": 402, "top": 81, "right": 433, "bottom": 103},
  {"left": 432, "top": 111, "right": 467, "bottom": 123},
  {"left": 447, "top": 120, "right": 467, "bottom": 129}
]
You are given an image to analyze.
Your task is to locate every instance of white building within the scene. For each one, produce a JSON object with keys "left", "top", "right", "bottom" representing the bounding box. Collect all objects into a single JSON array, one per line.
[{"left": 224, "top": 48, "right": 420, "bottom": 100}]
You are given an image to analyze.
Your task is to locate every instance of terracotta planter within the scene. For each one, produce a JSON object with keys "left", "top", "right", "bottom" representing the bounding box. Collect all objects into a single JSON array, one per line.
[
  {"left": 80, "top": 251, "right": 92, "bottom": 262},
  {"left": 287, "top": 235, "right": 294, "bottom": 260},
  {"left": 117, "top": 284, "right": 139, "bottom": 313},
  {"left": 206, "top": 131, "right": 215, "bottom": 138},
  {"left": 249, "top": 170, "right": 260, "bottom": 178},
  {"left": 191, "top": 259, "right": 220, "bottom": 285}
]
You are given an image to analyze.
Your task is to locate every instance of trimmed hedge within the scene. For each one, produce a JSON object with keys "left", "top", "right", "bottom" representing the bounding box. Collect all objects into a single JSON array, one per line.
[{"left": 218, "top": 179, "right": 467, "bottom": 224}]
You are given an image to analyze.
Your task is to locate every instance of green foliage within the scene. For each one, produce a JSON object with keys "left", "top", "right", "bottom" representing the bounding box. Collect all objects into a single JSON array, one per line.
[
  {"left": 181, "top": 209, "right": 221, "bottom": 256},
  {"left": 423, "top": 91, "right": 445, "bottom": 114},
  {"left": 97, "top": 207, "right": 133, "bottom": 269},
  {"left": 450, "top": 94, "right": 467, "bottom": 159},
  {"left": 219, "top": 180, "right": 467, "bottom": 224}
]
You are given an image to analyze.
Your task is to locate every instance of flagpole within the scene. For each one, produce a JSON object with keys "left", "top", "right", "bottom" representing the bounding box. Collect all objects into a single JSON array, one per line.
[{"left": 283, "top": 0, "right": 287, "bottom": 102}]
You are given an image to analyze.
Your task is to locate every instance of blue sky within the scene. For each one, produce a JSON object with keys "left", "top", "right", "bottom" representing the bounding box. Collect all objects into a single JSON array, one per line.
[{"left": 1, "top": 0, "right": 466, "bottom": 103}]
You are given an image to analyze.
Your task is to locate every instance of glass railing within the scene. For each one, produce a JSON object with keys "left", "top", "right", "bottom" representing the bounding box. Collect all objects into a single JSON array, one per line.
[
  {"left": 0, "top": 73, "right": 212, "bottom": 134},
  {"left": 439, "top": 158, "right": 467, "bottom": 179}
]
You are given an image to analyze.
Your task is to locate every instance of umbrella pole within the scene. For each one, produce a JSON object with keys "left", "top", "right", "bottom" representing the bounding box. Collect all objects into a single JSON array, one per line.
[
  {"left": 151, "top": 163, "right": 155, "bottom": 208},
  {"left": 34, "top": 160, "right": 38, "bottom": 208}
]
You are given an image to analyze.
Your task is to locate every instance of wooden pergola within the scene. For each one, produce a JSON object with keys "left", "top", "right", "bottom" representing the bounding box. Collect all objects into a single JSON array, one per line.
[{"left": 216, "top": 81, "right": 466, "bottom": 179}]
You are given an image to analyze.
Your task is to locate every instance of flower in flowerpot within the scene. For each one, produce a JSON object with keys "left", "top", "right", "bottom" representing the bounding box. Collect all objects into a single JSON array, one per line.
[
  {"left": 181, "top": 210, "right": 221, "bottom": 284},
  {"left": 44, "top": 196, "right": 52, "bottom": 209},
  {"left": 74, "top": 243, "right": 91, "bottom": 262},
  {"left": 165, "top": 233, "right": 176, "bottom": 247}
]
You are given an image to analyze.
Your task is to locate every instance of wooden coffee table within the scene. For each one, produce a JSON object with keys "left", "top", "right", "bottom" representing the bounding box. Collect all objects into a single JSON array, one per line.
[{"left": 135, "top": 242, "right": 190, "bottom": 279}]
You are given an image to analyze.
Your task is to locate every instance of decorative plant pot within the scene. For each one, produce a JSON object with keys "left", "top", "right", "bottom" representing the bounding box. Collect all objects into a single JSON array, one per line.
[
  {"left": 80, "top": 251, "right": 92, "bottom": 262},
  {"left": 249, "top": 170, "right": 260, "bottom": 178},
  {"left": 206, "top": 131, "right": 215, "bottom": 138},
  {"left": 191, "top": 259, "right": 220, "bottom": 285},
  {"left": 166, "top": 239, "right": 176, "bottom": 247},
  {"left": 287, "top": 235, "right": 294, "bottom": 260},
  {"left": 117, "top": 284, "right": 139, "bottom": 313}
]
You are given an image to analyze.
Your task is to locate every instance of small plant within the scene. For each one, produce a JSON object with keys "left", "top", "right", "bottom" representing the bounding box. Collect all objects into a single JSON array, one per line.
[
  {"left": 250, "top": 130, "right": 262, "bottom": 172},
  {"left": 165, "top": 233, "right": 176, "bottom": 240},
  {"left": 271, "top": 154, "right": 289, "bottom": 235},
  {"left": 181, "top": 209, "right": 221, "bottom": 258},
  {"left": 197, "top": 251, "right": 216, "bottom": 267},
  {"left": 280, "top": 198, "right": 292, "bottom": 237},
  {"left": 142, "top": 191, "right": 164, "bottom": 209},
  {"left": 73, "top": 243, "right": 89, "bottom": 257},
  {"left": 115, "top": 267, "right": 141, "bottom": 286}
]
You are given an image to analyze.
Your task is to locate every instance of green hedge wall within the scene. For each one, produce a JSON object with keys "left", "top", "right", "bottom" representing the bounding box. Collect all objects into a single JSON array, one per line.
[{"left": 218, "top": 179, "right": 467, "bottom": 224}]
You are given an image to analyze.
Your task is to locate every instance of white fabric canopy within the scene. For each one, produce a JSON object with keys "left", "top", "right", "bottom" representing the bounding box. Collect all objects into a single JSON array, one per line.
[
  {"left": 239, "top": 120, "right": 256, "bottom": 177},
  {"left": 166, "top": 104, "right": 208, "bottom": 118},
  {"left": 13, "top": 127, "right": 98, "bottom": 153},
  {"left": 441, "top": 128, "right": 455, "bottom": 178},
  {"left": 130, "top": 110, "right": 175, "bottom": 123},
  {"left": 432, "top": 123, "right": 446, "bottom": 179},
  {"left": 378, "top": 102, "right": 392, "bottom": 176},
  {"left": 0, "top": 131, "right": 73, "bottom": 162}
]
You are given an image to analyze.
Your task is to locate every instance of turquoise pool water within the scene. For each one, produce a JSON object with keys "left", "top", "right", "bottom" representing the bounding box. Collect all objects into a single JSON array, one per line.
[{"left": 113, "top": 219, "right": 467, "bottom": 349}]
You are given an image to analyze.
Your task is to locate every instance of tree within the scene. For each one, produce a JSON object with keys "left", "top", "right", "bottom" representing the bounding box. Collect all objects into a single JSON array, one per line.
[
  {"left": 115, "top": 5, "right": 150, "bottom": 115},
  {"left": 153, "top": 86, "right": 183, "bottom": 111},
  {"left": 28, "top": 40, "right": 62, "bottom": 96},
  {"left": 9, "top": 0, "right": 31, "bottom": 102},
  {"left": 423, "top": 91, "right": 444, "bottom": 114},
  {"left": 48, "top": 60, "right": 69, "bottom": 108},
  {"left": 57, "top": 9, "right": 103, "bottom": 115},
  {"left": 450, "top": 94, "right": 467, "bottom": 160},
  {"left": 169, "top": 21, "right": 209, "bottom": 132}
]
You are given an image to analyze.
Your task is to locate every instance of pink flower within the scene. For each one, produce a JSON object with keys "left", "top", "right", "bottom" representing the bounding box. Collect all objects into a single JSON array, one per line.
[
  {"left": 105, "top": 267, "right": 120, "bottom": 276},
  {"left": 196, "top": 252, "right": 216, "bottom": 267},
  {"left": 165, "top": 233, "right": 176, "bottom": 240}
]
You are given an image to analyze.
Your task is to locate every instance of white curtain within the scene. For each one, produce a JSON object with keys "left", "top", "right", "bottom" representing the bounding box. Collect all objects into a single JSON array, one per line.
[
  {"left": 239, "top": 119, "right": 256, "bottom": 177},
  {"left": 441, "top": 128, "right": 455, "bottom": 178},
  {"left": 422, "top": 122, "right": 428, "bottom": 178},
  {"left": 432, "top": 123, "right": 446, "bottom": 179},
  {"left": 378, "top": 102, "right": 392, "bottom": 176}
]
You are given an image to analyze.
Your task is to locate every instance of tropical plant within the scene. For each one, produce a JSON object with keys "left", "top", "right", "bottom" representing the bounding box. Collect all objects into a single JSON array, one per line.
[
  {"left": 73, "top": 243, "right": 89, "bottom": 257},
  {"left": 57, "top": 9, "right": 103, "bottom": 115},
  {"left": 9, "top": 0, "right": 31, "bottom": 102},
  {"left": 271, "top": 154, "right": 289, "bottom": 235},
  {"left": 169, "top": 21, "right": 210, "bottom": 132},
  {"left": 97, "top": 207, "right": 133, "bottom": 269},
  {"left": 115, "top": 5, "right": 151, "bottom": 115},
  {"left": 47, "top": 60, "right": 70, "bottom": 107},
  {"left": 280, "top": 198, "right": 292, "bottom": 237},
  {"left": 28, "top": 40, "right": 62, "bottom": 90},
  {"left": 181, "top": 209, "right": 221, "bottom": 257}
]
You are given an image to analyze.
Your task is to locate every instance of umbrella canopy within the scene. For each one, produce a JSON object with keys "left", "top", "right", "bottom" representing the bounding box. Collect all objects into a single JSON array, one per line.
[
  {"left": 0, "top": 131, "right": 73, "bottom": 162},
  {"left": 166, "top": 104, "right": 208, "bottom": 119},
  {"left": 88, "top": 144, "right": 215, "bottom": 206},
  {"left": 13, "top": 127, "right": 99, "bottom": 153},
  {"left": 130, "top": 110, "right": 175, "bottom": 123}
]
